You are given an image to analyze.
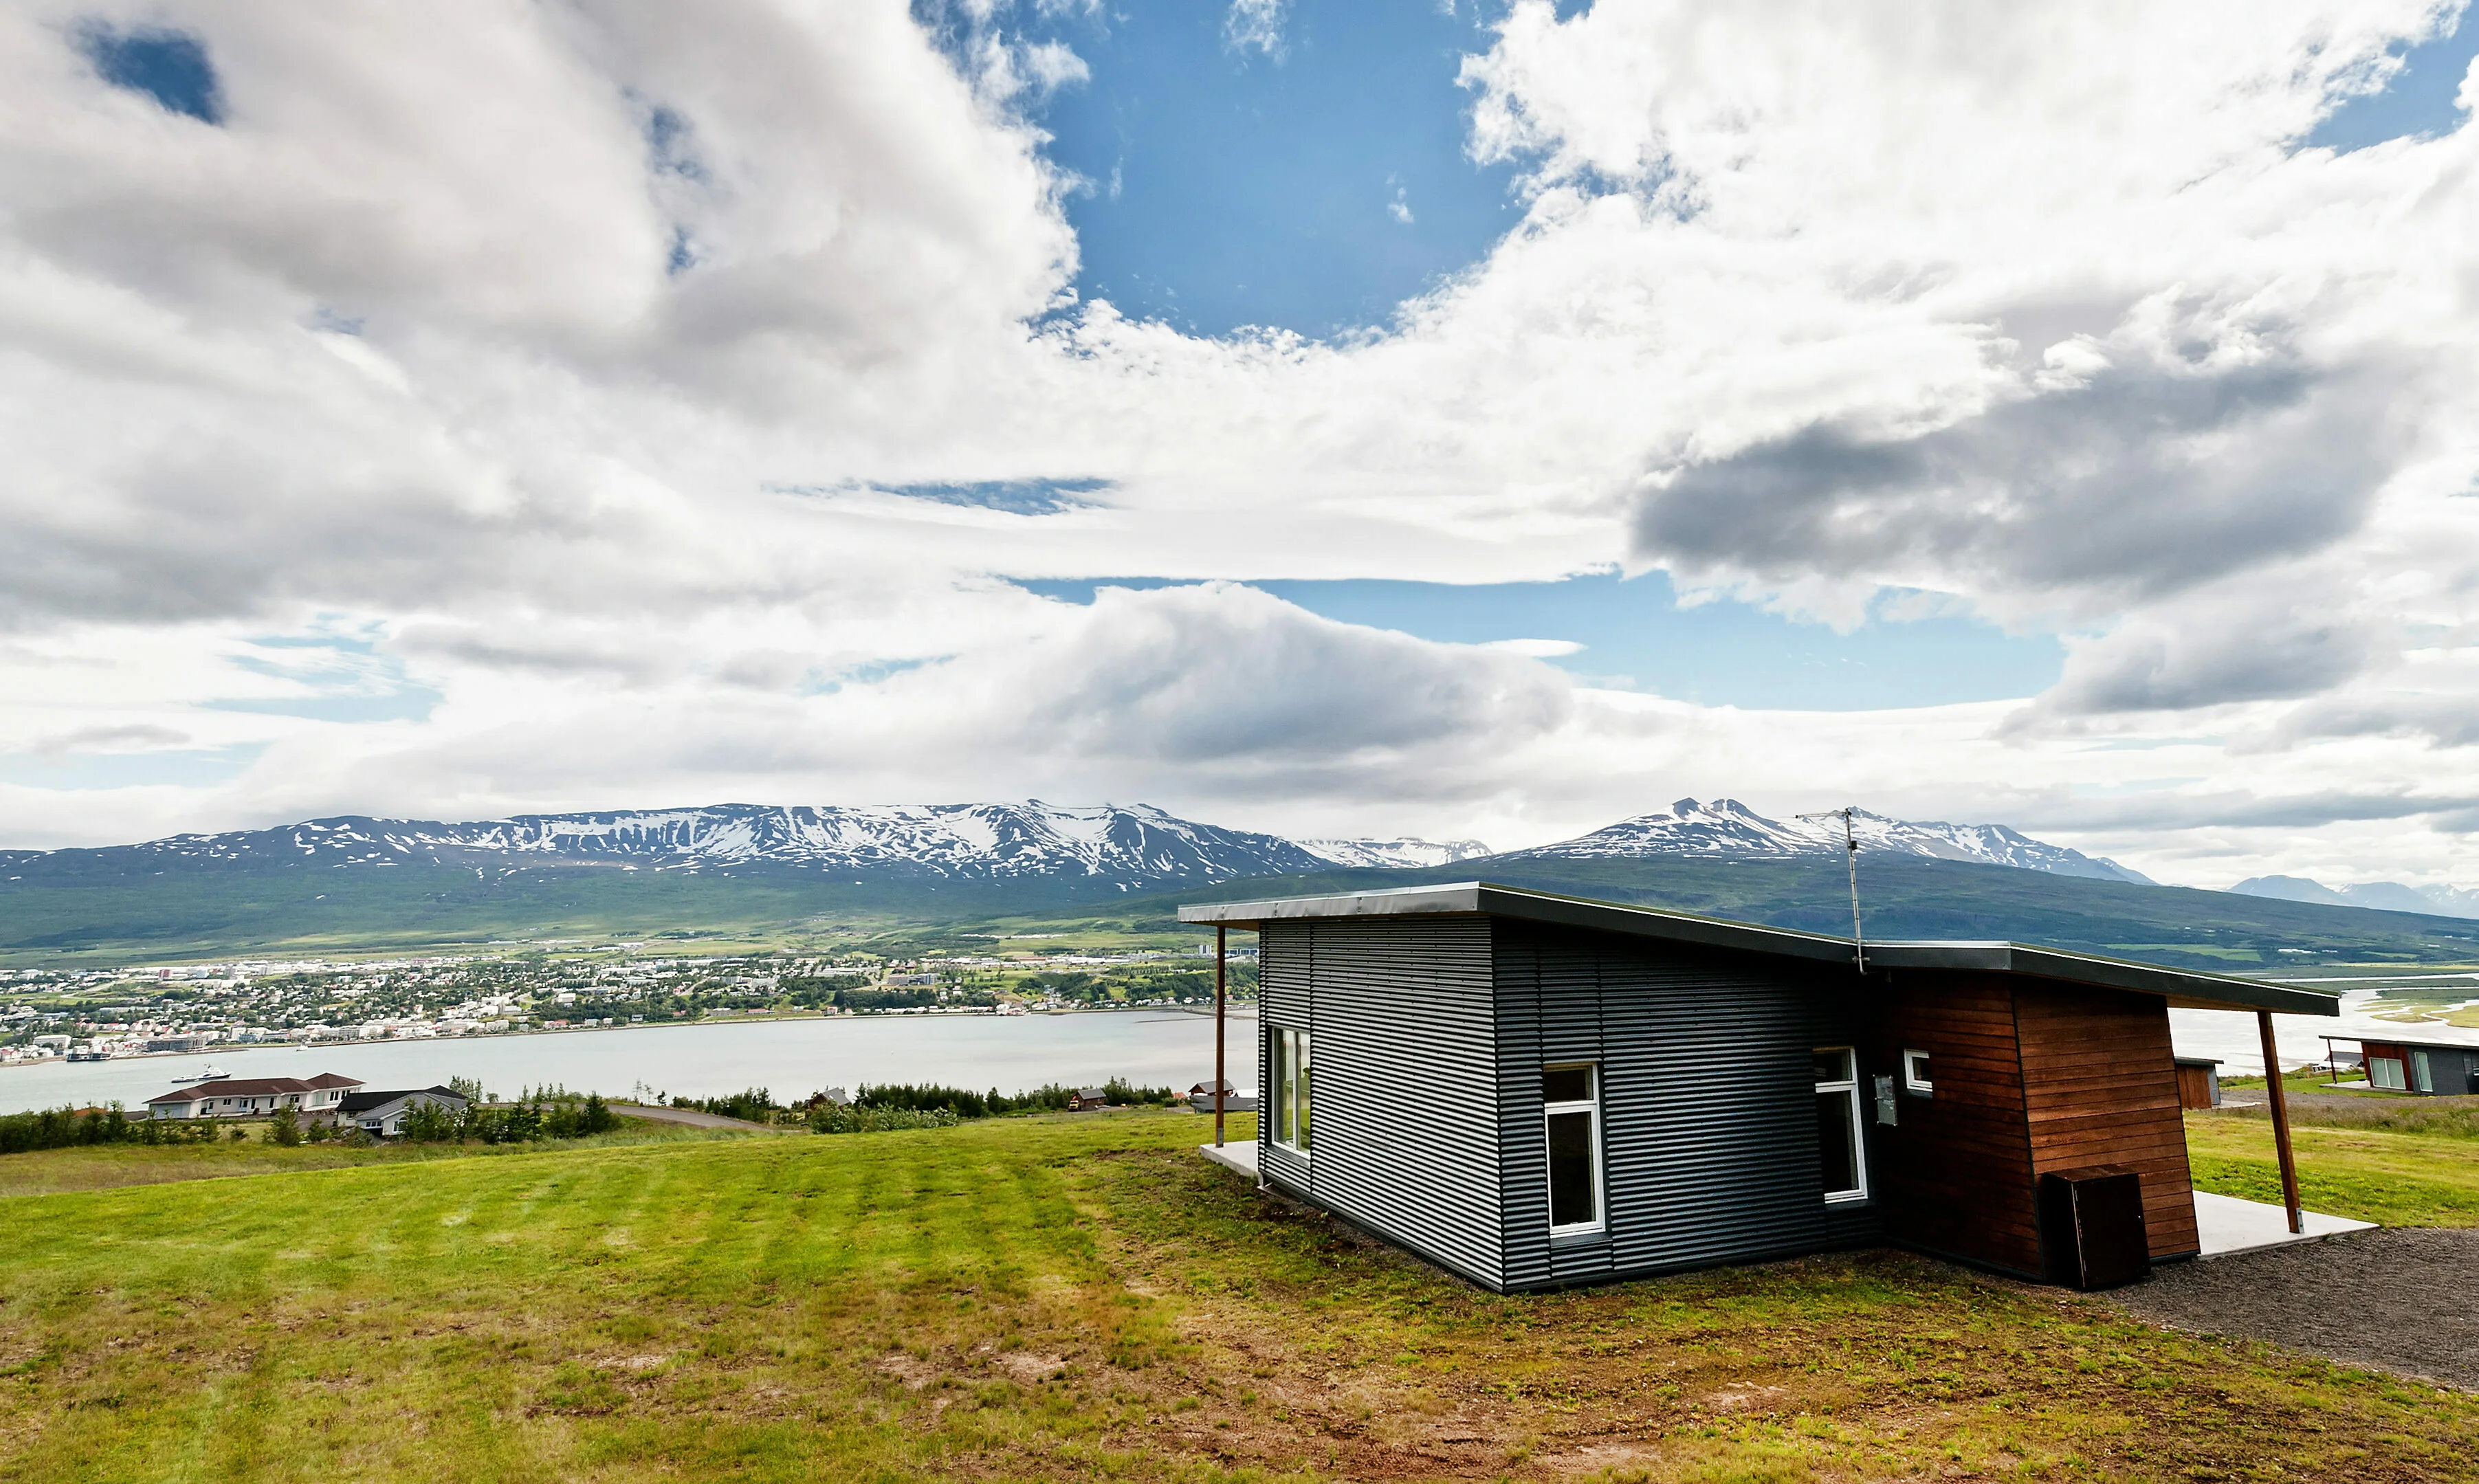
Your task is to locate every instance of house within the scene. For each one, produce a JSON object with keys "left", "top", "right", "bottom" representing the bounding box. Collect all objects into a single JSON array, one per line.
[
  {"left": 338, "top": 1086, "right": 470, "bottom": 1138},
  {"left": 2172, "top": 1057, "right": 2223, "bottom": 1109},
  {"left": 1187, "top": 1079, "right": 1258, "bottom": 1114},
  {"left": 2324, "top": 1035, "right": 2479, "bottom": 1095},
  {"left": 146, "top": 1072, "right": 364, "bottom": 1120},
  {"left": 1178, "top": 882, "right": 2337, "bottom": 1293},
  {"left": 1069, "top": 1088, "right": 1112, "bottom": 1111}
]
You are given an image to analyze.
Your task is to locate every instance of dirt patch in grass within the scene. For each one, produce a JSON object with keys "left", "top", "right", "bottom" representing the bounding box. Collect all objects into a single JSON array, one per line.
[{"left": 2112, "top": 1228, "right": 2479, "bottom": 1391}]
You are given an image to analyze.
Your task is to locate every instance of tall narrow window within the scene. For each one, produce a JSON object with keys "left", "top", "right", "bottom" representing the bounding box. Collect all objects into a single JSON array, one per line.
[
  {"left": 1814, "top": 1048, "right": 1868, "bottom": 1204},
  {"left": 1543, "top": 1063, "right": 1602, "bottom": 1235},
  {"left": 1270, "top": 1027, "right": 1312, "bottom": 1153}
]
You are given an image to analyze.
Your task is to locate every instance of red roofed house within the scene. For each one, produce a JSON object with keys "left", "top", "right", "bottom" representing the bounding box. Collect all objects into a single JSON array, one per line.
[{"left": 146, "top": 1072, "right": 363, "bottom": 1121}]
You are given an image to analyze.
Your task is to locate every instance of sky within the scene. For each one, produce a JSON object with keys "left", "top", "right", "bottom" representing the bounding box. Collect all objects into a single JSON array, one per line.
[{"left": 3, "top": 0, "right": 2479, "bottom": 894}]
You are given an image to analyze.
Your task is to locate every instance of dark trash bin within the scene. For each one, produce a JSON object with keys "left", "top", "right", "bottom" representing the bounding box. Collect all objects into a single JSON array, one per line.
[{"left": 2040, "top": 1167, "right": 2149, "bottom": 1290}]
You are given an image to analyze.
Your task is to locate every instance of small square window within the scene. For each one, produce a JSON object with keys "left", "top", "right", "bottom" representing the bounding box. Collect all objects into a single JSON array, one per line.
[
  {"left": 1902, "top": 1050, "right": 1932, "bottom": 1096},
  {"left": 1541, "top": 1065, "right": 1594, "bottom": 1103}
]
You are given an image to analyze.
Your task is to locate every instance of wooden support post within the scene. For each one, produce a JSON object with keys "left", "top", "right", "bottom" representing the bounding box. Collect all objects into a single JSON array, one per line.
[
  {"left": 1213, "top": 924, "right": 1226, "bottom": 1149},
  {"left": 2259, "top": 1010, "right": 2302, "bottom": 1234}
]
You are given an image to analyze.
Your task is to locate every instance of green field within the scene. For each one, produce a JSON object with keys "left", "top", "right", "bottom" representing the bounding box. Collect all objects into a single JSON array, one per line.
[
  {"left": 7, "top": 1111, "right": 2479, "bottom": 1482},
  {"left": 2187, "top": 1109, "right": 2479, "bottom": 1227}
]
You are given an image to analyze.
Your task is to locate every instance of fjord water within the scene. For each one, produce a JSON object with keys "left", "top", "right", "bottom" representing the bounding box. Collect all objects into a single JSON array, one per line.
[{"left": 0, "top": 1010, "right": 1260, "bottom": 1117}]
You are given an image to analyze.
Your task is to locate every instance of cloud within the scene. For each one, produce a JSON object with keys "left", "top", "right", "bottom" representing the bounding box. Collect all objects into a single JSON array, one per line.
[
  {"left": 34, "top": 724, "right": 190, "bottom": 755},
  {"left": 1632, "top": 327, "right": 2400, "bottom": 609},
  {"left": 1222, "top": 0, "right": 1290, "bottom": 60},
  {"left": 2, "top": 0, "right": 2479, "bottom": 898}
]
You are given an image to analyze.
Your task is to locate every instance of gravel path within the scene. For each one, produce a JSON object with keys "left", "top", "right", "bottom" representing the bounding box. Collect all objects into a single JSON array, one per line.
[
  {"left": 611, "top": 1103, "right": 795, "bottom": 1133},
  {"left": 2110, "top": 1229, "right": 2479, "bottom": 1389}
]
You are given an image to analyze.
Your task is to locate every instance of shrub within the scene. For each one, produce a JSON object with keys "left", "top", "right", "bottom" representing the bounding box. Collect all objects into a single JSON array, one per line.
[
  {"left": 806, "top": 1104, "right": 960, "bottom": 1134},
  {"left": 263, "top": 1106, "right": 302, "bottom": 1147}
]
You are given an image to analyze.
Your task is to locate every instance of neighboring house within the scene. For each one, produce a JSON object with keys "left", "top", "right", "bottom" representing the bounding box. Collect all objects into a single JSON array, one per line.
[
  {"left": 1070, "top": 1088, "right": 1111, "bottom": 1111},
  {"left": 2172, "top": 1057, "right": 2223, "bottom": 1109},
  {"left": 1179, "top": 882, "right": 2336, "bottom": 1294},
  {"left": 338, "top": 1087, "right": 470, "bottom": 1138},
  {"left": 1187, "top": 1080, "right": 1257, "bottom": 1113},
  {"left": 2326, "top": 1036, "right": 2479, "bottom": 1095},
  {"left": 146, "top": 1074, "right": 364, "bottom": 1120}
]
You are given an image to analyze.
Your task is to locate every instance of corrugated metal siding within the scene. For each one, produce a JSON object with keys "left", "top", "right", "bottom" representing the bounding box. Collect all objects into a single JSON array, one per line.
[
  {"left": 1256, "top": 916, "right": 1506, "bottom": 1290},
  {"left": 1257, "top": 920, "right": 1310, "bottom": 1197},
  {"left": 1497, "top": 922, "right": 1877, "bottom": 1290}
]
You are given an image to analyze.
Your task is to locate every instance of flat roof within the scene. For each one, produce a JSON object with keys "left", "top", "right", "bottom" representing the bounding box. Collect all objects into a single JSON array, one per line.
[
  {"left": 1180, "top": 881, "right": 2342, "bottom": 1017},
  {"left": 2324, "top": 1032, "right": 2479, "bottom": 1053}
]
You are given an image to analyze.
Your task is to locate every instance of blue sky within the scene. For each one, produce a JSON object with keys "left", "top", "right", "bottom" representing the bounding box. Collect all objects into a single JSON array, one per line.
[
  {"left": 8, "top": 1, "right": 2479, "bottom": 886},
  {"left": 962, "top": 0, "right": 2466, "bottom": 714},
  {"left": 2309, "top": 10, "right": 2478, "bottom": 151},
  {"left": 1024, "top": 576, "right": 2062, "bottom": 709},
  {"left": 936, "top": 0, "right": 1524, "bottom": 337}
]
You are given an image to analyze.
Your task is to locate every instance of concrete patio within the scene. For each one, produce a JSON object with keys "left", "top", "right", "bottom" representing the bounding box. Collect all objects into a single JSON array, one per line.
[
  {"left": 2192, "top": 1190, "right": 2375, "bottom": 1259},
  {"left": 1199, "top": 1140, "right": 1258, "bottom": 1181}
]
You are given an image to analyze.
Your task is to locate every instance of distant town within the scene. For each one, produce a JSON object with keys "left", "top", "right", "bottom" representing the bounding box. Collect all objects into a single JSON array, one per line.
[{"left": 0, "top": 941, "right": 1259, "bottom": 1067}]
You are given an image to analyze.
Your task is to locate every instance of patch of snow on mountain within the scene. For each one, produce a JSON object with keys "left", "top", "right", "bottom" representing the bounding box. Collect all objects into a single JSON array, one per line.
[
  {"left": 1297, "top": 837, "right": 1493, "bottom": 870},
  {"left": 1508, "top": 798, "right": 2153, "bottom": 884}
]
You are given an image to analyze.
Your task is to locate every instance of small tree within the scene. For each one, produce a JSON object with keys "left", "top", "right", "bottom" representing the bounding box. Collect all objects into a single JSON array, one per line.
[
  {"left": 400, "top": 1098, "right": 458, "bottom": 1143},
  {"left": 263, "top": 1106, "right": 302, "bottom": 1147}
]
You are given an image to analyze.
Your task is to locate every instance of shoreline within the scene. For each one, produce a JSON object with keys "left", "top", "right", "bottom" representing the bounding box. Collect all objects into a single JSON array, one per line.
[{"left": 0, "top": 1001, "right": 1264, "bottom": 1074}]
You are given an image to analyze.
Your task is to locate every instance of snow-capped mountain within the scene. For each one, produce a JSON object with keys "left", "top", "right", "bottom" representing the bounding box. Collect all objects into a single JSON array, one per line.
[
  {"left": 1, "top": 802, "right": 1477, "bottom": 891},
  {"left": 2231, "top": 874, "right": 2479, "bottom": 920},
  {"left": 1501, "top": 797, "right": 2155, "bottom": 885},
  {"left": 0, "top": 796, "right": 2154, "bottom": 898},
  {"left": 1297, "top": 837, "right": 1492, "bottom": 870}
]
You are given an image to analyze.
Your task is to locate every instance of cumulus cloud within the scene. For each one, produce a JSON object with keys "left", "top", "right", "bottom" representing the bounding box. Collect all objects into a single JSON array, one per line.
[
  {"left": 1634, "top": 336, "right": 2399, "bottom": 608},
  {"left": 1, "top": 0, "right": 2478, "bottom": 895}
]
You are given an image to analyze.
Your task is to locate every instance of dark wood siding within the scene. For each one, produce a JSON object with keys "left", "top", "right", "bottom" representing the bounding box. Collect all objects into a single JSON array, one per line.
[
  {"left": 1495, "top": 922, "right": 1875, "bottom": 1291},
  {"left": 1864, "top": 973, "right": 2040, "bottom": 1277},
  {"left": 2173, "top": 1063, "right": 2218, "bottom": 1110},
  {"left": 1256, "top": 916, "right": 1506, "bottom": 1289},
  {"left": 2013, "top": 982, "right": 2199, "bottom": 1261}
]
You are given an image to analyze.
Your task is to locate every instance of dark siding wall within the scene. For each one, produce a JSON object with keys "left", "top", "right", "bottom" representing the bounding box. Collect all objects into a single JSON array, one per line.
[
  {"left": 2013, "top": 984, "right": 2199, "bottom": 1261},
  {"left": 1494, "top": 922, "right": 1875, "bottom": 1291},
  {"left": 1256, "top": 916, "right": 1506, "bottom": 1290},
  {"left": 1865, "top": 974, "right": 2040, "bottom": 1276}
]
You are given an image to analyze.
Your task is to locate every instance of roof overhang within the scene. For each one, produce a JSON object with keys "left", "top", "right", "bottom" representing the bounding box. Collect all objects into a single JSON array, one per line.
[{"left": 1180, "top": 880, "right": 2340, "bottom": 1018}]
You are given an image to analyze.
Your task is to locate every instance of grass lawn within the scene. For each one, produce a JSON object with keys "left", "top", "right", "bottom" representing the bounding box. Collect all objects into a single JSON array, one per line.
[
  {"left": 0, "top": 1118, "right": 758, "bottom": 1199},
  {"left": 7, "top": 1113, "right": 2479, "bottom": 1483},
  {"left": 2185, "top": 1110, "right": 2479, "bottom": 1227}
]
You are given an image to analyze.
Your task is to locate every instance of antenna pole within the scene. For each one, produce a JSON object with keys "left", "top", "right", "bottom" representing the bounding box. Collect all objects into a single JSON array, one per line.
[{"left": 1800, "top": 806, "right": 1866, "bottom": 974}]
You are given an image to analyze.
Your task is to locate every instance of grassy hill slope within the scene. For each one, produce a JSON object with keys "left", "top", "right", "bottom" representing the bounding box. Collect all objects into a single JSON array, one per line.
[{"left": 7, "top": 1111, "right": 2479, "bottom": 1481}]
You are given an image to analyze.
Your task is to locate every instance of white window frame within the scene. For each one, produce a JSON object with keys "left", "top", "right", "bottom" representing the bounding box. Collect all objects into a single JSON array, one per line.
[
  {"left": 2370, "top": 1056, "right": 2407, "bottom": 1091},
  {"left": 1814, "top": 1047, "right": 1869, "bottom": 1205},
  {"left": 1542, "top": 1062, "right": 1605, "bottom": 1239},
  {"left": 1270, "top": 1026, "right": 1312, "bottom": 1155},
  {"left": 1902, "top": 1049, "right": 1932, "bottom": 1096}
]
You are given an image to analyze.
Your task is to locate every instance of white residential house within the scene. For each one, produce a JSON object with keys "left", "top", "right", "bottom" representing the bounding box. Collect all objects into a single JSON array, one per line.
[
  {"left": 336, "top": 1087, "right": 470, "bottom": 1138},
  {"left": 145, "top": 1073, "right": 364, "bottom": 1120}
]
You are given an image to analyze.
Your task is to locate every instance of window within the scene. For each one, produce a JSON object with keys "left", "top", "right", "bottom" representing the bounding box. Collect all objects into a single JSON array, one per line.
[
  {"left": 1902, "top": 1050, "right": 1932, "bottom": 1096},
  {"left": 1542, "top": 1064, "right": 1603, "bottom": 1236},
  {"left": 2412, "top": 1050, "right": 2434, "bottom": 1094},
  {"left": 1814, "top": 1048, "right": 1868, "bottom": 1204},
  {"left": 1270, "top": 1027, "right": 1312, "bottom": 1153},
  {"left": 2370, "top": 1056, "right": 2407, "bottom": 1091}
]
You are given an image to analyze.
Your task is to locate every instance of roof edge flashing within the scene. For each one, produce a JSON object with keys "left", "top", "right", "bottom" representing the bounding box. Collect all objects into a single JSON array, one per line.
[{"left": 1177, "top": 881, "right": 2342, "bottom": 1017}]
